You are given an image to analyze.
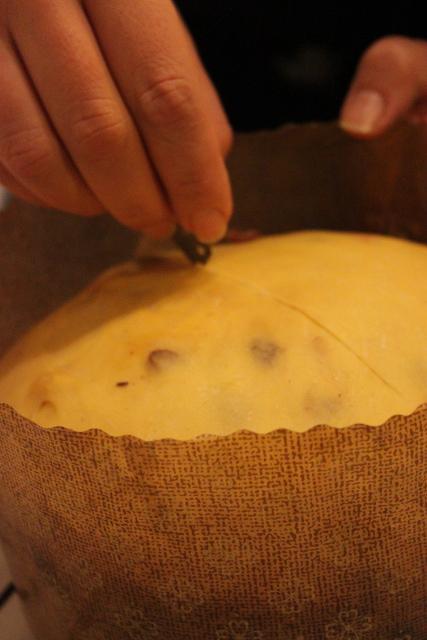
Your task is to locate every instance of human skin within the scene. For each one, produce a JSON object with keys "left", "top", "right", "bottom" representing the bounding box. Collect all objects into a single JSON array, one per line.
[
  {"left": 0, "top": 3, "right": 425, "bottom": 241},
  {"left": 0, "top": 0, "right": 232, "bottom": 242},
  {"left": 340, "top": 36, "right": 427, "bottom": 135}
]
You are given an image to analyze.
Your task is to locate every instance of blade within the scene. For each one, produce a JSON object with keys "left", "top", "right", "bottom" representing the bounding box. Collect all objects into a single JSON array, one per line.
[{"left": 227, "top": 121, "right": 427, "bottom": 241}]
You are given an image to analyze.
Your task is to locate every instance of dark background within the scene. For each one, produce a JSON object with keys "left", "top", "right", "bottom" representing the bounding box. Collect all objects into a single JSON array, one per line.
[{"left": 177, "top": 1, "right": 427, "bottom": 131}]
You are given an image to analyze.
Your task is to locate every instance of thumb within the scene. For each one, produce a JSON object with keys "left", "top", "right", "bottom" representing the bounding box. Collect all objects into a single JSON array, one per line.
[{"left": 340, "top": 36, "right": 427, "bottom": 137}]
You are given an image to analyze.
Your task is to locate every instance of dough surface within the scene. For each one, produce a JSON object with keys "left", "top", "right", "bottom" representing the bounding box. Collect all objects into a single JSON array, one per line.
[{"left": 1, "top": 231, "right": 427, "bottom": 439}]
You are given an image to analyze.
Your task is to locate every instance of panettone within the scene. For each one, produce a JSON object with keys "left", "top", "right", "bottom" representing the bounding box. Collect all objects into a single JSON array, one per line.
[{"left": 1, "top": 230, "right": 426, "bottom": 439}]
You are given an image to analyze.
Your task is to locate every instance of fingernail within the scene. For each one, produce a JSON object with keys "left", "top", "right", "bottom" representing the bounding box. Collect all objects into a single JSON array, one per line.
[
  {"left": 340, "top": 90, "right": 385, "bottom": 134},
  {"left": 191, "top": 210, "right": 227, "bottom": 244}
]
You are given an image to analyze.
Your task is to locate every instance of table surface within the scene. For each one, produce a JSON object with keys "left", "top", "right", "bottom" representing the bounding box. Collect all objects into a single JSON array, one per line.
[{"left": 0, "top": 545, "right": 34, "bottom": 640}]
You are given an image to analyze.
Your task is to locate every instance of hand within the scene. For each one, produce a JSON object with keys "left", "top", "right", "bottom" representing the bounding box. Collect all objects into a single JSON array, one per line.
[
  {"left": 0, "top": 0, "right": 232, "bottom": 242},
  {"left": 340, "top": 36, "right": 427, "bottom": 137}
]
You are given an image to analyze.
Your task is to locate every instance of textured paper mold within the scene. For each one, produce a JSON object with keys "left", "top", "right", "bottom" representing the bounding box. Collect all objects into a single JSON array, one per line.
[{"left": 0, "top": 122, "right": 426, "bottom": 640}]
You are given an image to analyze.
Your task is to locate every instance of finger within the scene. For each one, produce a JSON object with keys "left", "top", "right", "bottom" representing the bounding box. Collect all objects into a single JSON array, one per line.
[
  {"left": 178, "top": 22, "right": 233, "bottom": 156},
  {"left": 0, "top": 161, "right": 101, "bottom": 215},
  {"left": 10, "top": 0, "right": 174, "bottom": 237},
  {"left": 0, "top": 36, "right": 103, "bottom": 215},
  {"left": 147, "top": 5, "right": 232, "bottom": 157},
  {"left": 0, "top": 162, "right": 48, "bottom": 207},
  {"left": 340, "top": 36, "right": 427, "bottom": 137},
  {"left": 84, "top": 0, "right": 233, "bottom": 243}
]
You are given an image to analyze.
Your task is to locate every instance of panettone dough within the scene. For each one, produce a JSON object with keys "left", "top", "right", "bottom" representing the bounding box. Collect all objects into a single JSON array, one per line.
[{"left": 1, "top": 231, "right": 427, "bottom": 439}]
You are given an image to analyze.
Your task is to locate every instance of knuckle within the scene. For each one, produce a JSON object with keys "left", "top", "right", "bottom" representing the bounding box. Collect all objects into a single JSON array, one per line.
[
  {"left": 0, "top": 127, "right": 53, "bottom": 180},
  {"left": 69, "top": 99, "right": 128, "bottom": 155},
  {"left": 137, "top": 76, "right": 199, "bottom": 128}
]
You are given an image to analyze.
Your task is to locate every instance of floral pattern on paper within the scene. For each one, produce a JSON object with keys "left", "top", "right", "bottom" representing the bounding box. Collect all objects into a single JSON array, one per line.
[
  {"left": 374, "top": 569, "right": 416, "bottom": 597},
  {"left": 111, "top": 608, "right": 161, "bottom": 639},
  {"left": 215, "top": 619, "right": 264, "bottom": 640},
  {"left": 325, "top": 609, "right": 373, "bottom": 640},
  {"left": 161, "top": 574, "right": 205, "bottom": 619},
  {"left": 317, "top": 526, "right": 378, "bottom": 568},
  {"left": 270, "top": 576, "right": 317, "bottom": 617},
  {"left": 203, "top": 535, "right": 253, "bottom": 578},
  {"left": 75, "top": 557, "right": 104, "bottom": 592},
  {"left": 70, "top": 607, "right": 161, "bottom": 640}
]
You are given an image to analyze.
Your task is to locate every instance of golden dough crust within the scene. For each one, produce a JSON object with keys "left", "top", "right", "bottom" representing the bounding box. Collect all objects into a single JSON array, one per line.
[{"left": 1, "top": 231, "right": 427, "bottom": 439}]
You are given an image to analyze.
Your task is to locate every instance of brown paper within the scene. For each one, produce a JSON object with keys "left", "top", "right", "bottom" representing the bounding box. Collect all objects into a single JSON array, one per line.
[{"left": 0, "top": 122, "right": 426, "bottom": 640}]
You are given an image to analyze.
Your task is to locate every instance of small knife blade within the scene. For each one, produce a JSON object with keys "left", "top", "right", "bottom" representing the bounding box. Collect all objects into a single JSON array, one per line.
[{"left": 172, "top": 227, "right": 212, "bottom": 265}]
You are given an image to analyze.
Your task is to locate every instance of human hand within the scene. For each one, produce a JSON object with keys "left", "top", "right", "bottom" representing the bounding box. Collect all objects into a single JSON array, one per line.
[
  {"left": 0, "top": 0, "right": 232, "bottom": 242},
  {"left": 340, "top": 36, "right": 427, "bottom": 137}
]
